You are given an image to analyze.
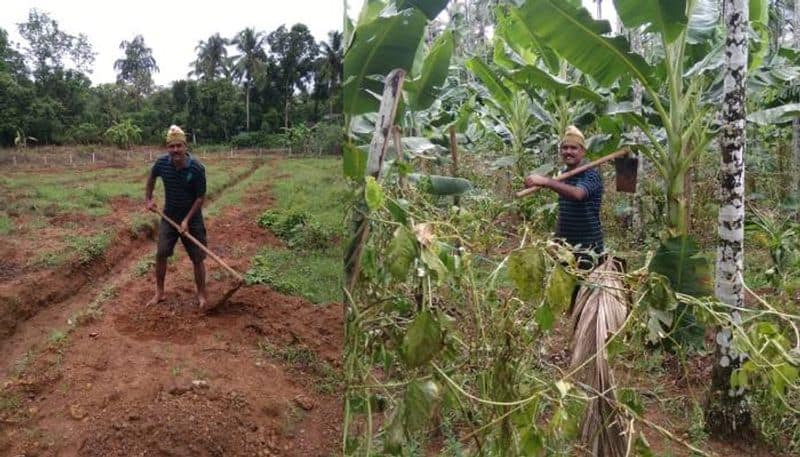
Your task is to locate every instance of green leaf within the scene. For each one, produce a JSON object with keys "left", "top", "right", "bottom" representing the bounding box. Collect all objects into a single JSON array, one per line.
[
  {"left": 509, "top": 65, "right": 604, "bottom": 104},
  {"left": 396, "top": 0, "right": 448, "bottom": 20},
  {"left": 407, "top": 31, "right": 453, "bottom": 111},
  {"left": 343, "top": 8, "right": 427, "bottom": 115},
  {"left": 343, "top": 143, "right": 367, "bottom": 180},
  {"left": 650, "top": 236, "right": 712, "bottom": 296},
  {"left": 387, "top": 198, "right": 409, "bottom": 224},
  {"left": 513, "top": 0, "right": 655, "bottom": 88},
  {"left": 508, "top": 247, "right": 547, "bottom": 302},
  {"left": 535, "top": 303, "right": 555, "bottom": 331},
  {"left": 747, "top": 103, "right": 800, "bottom": 126},
  {"left": 401, "top": 310, "right": 444, "bottom": 368},
  {"left": 420, "top": 246, "right": 449, "bottom": 280},
  {"left": 687, "top": 0, "right": 719, "bottom": 44},
  {"left": 364, "top": 176, "right": 385, "bottom": 210},
  {"left": 635, "top": 433, "right": 656, "bottom": 457},
  {"left": 495, "top": 6, "right": 560, "bottom": 72},
  {"left": 546, "top": 264, "right": 576, "bottom": 315},
  {"left": 465, "top": 57, "right": 512, "bottom": 109},
  {"left": 423, "top": 175, "right": 473, "bottom": 196},
  {"left": 403, "top": 379, "right": 440, "bottom": 433},
  {"left": 387, "top": 226, "right": 417, "bottom": 280},
  {"left": 613, "top": 0, "right": 688, "bottom": 44},
  {"left": 383, "top": 408, "right": 405, "bottom": 454}
]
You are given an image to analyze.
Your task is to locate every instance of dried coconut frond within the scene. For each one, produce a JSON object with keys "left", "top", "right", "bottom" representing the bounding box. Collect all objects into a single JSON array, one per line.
[{"left": 570, "top": 257, "right": 630, "bottom": 457}]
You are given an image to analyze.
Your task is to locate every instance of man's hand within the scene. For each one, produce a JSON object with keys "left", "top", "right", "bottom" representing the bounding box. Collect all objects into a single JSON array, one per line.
[
  {"left": 180, "top": 219, "right": 189, "bottom": 235},
  {"left": 145, "top": 198, "right": 156, "bottom": 212},
  {"left": 524, "top": 174, "right": 551, "bottom": 188}
]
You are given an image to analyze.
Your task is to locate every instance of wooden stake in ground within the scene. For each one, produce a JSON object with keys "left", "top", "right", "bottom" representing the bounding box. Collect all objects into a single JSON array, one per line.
[{"left": 344, "top": 68, "right": 406, "bottom": 292}]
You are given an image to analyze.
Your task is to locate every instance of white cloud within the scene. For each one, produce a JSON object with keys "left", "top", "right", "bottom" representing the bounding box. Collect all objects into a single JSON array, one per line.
[{"left": 2, "top": 0, "right": 343, "bottom": 86}]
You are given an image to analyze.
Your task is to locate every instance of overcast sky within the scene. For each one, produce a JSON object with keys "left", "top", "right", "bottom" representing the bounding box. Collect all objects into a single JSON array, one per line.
[{"left": 2, "top": 0, "right": 343, "bottom": 87}]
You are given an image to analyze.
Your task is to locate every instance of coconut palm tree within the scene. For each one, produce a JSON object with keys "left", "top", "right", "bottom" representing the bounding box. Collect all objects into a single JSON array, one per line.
[
  {"left": 232, "top": 28, "right": 267, "bottom": 131},
  {"left": 190, "top": 33, "right": 229, "bottom": 82},
  {"left": 317, "top": 30, "right": 343, "bottom": 115}
]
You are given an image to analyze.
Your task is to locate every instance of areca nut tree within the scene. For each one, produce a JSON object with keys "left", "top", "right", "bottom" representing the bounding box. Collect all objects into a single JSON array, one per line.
[
  {"left": 114, "top": 34, "right": 159, "bottom": 97},
  {"left": 707, "top": 0, "right": 751, "bottom": 436},
  {"left": 232, "top": 27, "right": 267, "bottom": 131}
]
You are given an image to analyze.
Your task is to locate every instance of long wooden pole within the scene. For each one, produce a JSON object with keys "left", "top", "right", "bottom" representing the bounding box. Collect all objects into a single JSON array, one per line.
[{"left": 516, "top": 148, "right": 629, "bottom": 198}]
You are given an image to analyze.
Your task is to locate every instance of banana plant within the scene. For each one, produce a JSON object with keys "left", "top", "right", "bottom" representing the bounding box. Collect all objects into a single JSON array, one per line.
[{"left": 508, "top": 0, "right": 774, "bottom": 237}]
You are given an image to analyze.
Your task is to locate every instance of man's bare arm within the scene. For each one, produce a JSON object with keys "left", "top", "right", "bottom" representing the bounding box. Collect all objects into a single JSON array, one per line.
[{"left": 524, "top": 175, "right": 586, "bottom": 201}]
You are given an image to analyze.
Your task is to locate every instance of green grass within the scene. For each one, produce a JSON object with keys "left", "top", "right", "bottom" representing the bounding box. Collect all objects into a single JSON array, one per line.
[
  {"left": 0, "top": 212, "right": 12, "bottom": 235},
  {"left": 66, "top": 232, "right": 111, "bottom": 264},
  {"left": 245, "top": 249, "right": 341, "bottom": 304},
  {"left": 269, "top": 158, "right": 347, "bottom": 233}
]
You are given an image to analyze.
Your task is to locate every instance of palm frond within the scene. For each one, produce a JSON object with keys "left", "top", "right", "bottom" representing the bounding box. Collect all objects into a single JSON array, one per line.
[{"left": 570, "top": 257, "right": 630, "bottom": 457}]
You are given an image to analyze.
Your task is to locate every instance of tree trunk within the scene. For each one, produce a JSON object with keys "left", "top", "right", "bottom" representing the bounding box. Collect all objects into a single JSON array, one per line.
[
  {"left": 793, "top": 0, "right": 800, "bottom": 206},
  {"left": 245, "top": 82, "right": 251, "bottom": 131},
  {"left": 707, "top": 0, "right": 751, "bottom": 437}
]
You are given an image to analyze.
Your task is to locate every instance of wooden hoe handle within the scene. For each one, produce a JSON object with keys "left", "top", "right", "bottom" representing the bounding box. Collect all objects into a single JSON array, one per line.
[
  {"left": 516, "top": 148, "right": 630, "bottom": 198},
  {"left": 150, "top": 207, "right": 244, "bottom": 281}
]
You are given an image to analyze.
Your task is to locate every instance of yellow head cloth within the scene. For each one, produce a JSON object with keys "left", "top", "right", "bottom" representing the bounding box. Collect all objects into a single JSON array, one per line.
[
  {"left": 561, "top": 125, "right": 585, "bottom": 149},
  {"left": 166, "top": 125, "right": 187, "bottom": 145}
]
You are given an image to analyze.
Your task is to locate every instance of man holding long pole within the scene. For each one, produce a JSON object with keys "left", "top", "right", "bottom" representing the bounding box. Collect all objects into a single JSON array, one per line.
[
  {"left": 523, "top": 125, "right": 605, "bottom": 269},
  {"left": 144, "top": 125, "right": 208, "bottom": 309}
]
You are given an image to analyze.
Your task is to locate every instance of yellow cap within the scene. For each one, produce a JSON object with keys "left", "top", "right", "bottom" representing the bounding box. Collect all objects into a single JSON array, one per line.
[
  {"left": 561, "top": 125, "right": 585, "bottom": 149},
  {"left": 166, "top": 125, "right": 186, "bottom": 144}
]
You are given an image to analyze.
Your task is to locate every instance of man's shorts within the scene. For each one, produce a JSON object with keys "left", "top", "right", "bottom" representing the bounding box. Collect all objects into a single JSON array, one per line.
[{"left": 156, "top": 218, "right": 207, "bottom": 263}]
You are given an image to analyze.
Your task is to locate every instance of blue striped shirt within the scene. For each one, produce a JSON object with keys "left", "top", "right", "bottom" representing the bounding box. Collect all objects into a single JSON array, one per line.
[
  {"left": 556, "top": 166, "right": 604, "bottom": 253},
  {"left": 150, "top": 153, "right": 206, "bottom": 222}
]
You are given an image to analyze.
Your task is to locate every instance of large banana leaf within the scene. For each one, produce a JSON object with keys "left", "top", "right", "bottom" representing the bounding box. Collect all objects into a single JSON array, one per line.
[
  {"left": 509, "top": 65, "right": 604, "bottom": 104},
  {"left": 686, "top": 0, "right": 719, "bottom": 44},
  {"left": 343, "top": 8, "right": 427, "bottom": 115},
  {"left": 396, "top": 0, "right": 448, "bottom": 20},
  {"left": 495, "top": 6, "right": 560, "bottom": 72},
  {"left": 650, "top": 236, "right": 711, "bottom": 297},
  {"left": 465, "top": 57, "right": 513, "bottom": 109},
  {"left": 747, "top": 103, "right": 800, "bottom": 126},
  {"left": 513, "top": 0, "right": 655, "bottom": 88},
  {"left": 613, "top": 0, "right": 688, "bottom": 44},
  {"left": 405, "top": 31, "right": 454, "bottom": 111}
]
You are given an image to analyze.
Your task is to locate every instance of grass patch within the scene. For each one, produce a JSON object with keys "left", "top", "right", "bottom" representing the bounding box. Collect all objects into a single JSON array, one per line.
[
  {"left": 0, "top": 212, "right": 12, "bottom": 235},
  {"left": 0, "top": 392, "right": 21, "bottom": 413},
  {"left": 66, "top": 232, "right": 110, "bottom": 264},
  {"left": 269, "top": 158, "right": 346, "bottom": 233},
  {"left": 245, "top": 249, "right": 341, "bottom": 304}
]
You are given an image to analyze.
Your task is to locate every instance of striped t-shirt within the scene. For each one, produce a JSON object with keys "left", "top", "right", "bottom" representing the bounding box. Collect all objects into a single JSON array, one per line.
[
  {"left": 556, "top": 166, "right": 604, "bottom": 253},
  {"left": 150, "top": 153, "right": 206, "bottom": 222}
]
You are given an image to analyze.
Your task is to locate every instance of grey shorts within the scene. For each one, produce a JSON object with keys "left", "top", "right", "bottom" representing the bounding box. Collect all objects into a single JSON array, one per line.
[{"left": 156, "top": 218, "right": 207, "bottom": 263}]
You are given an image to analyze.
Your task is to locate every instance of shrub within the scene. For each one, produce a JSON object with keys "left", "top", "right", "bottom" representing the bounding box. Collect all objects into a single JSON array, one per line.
[
  {"left": 105, "top": 119, "right": 142, "bottom": 149},
  {"left": 257, "top": 209, "right": 331, "bottom": 250}
]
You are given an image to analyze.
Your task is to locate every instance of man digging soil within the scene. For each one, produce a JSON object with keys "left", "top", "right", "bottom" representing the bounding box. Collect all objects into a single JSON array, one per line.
[{"left": 144, "top": 125, "right": 208, "bottom": 309}]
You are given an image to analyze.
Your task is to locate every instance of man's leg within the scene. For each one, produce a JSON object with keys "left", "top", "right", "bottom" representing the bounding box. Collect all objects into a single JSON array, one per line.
[
  {"left": 147, "top": 219, "right": 178, "bottom": 307},
  {"left": 193, "top": 259, "right": 207, "bottom": 309},
  {"left": 146, "top": 255, "right": 168, "bottom": 307}
]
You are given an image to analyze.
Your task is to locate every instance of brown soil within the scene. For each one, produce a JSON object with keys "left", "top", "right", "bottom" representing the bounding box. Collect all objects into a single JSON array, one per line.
[{"left": 0, "top": 156, "right": 342, "bottom": 456}]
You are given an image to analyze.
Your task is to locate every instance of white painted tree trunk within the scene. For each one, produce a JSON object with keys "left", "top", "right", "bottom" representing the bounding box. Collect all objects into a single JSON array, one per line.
[
  {"left": 716, "top": 0, "right": 747, "bottom": 313},
  {"left": 708, "top": 0, "right": 750, "bottom": 436},
  {"left": 793, "top": 0, "right": 800, "bottom": 200}
]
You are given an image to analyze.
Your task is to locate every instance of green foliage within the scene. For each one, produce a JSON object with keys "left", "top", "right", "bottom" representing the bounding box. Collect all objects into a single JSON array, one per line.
[
  {"left": 104, "top": 119, "right": 142, "bottom": 149},
  {"left": 66, "top": 232, "right": 110, "bottom": 264},
  {"left": 245, "top": 249, "right": 340, "bottom": 304},
  {"left": 257, "top": 208, "right": 332, "bottom": 250},
  {"left": 0, "top": 212, "right": 12, "bottom": 235},
  {"left": 401, "top": 310, "right": 444, "bottom": 368}
]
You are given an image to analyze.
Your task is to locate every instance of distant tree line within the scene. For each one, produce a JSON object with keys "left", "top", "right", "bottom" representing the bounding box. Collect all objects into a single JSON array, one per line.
[{"left": 0, "top": 9, "right": 342, "bottom": 149}]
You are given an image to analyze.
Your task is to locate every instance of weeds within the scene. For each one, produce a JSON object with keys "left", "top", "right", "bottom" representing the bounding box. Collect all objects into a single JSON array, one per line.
[
  {"left": 0, "top": 212, "right": 12, "bottom": 235},
  {"left": 66, "top": 232, "right": 110, "bottom": 264},
  {"left": 133, "top": 257, "right": 155, "bottom": 277},
  {"left": 245, "top": 249, "right": 340, "bottom": 303}
]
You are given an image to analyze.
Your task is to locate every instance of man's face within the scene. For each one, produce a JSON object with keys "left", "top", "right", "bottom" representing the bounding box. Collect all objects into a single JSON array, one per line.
[
  {"left": 167, "top": 141, "right": 188, "bottom": 166},
  {"left": 560, "top": 142, "right": 585, "bottom": 167}
]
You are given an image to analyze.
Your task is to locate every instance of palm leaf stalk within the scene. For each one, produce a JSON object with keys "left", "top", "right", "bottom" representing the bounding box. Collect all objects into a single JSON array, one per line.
[{"left": 569, "top": 258, "right": 630, "bottom": 457}]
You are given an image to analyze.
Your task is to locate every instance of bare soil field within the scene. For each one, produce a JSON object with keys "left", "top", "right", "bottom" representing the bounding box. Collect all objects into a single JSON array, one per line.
[{"left": 0, "top": 151, "right": 342, "bottom": 456}]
